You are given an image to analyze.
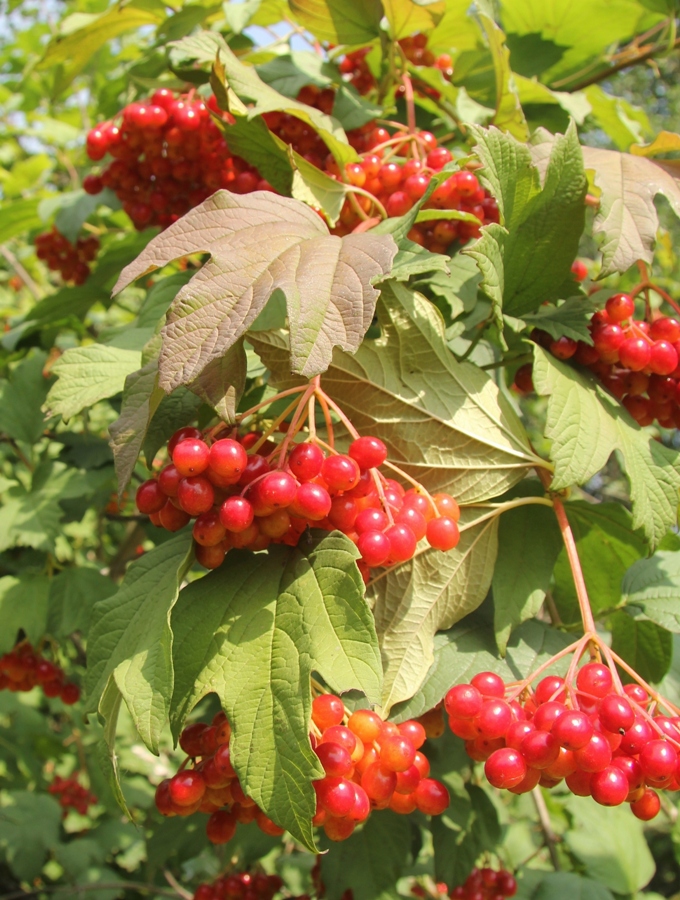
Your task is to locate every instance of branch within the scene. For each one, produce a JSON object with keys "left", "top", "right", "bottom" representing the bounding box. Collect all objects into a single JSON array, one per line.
[
  {"left": 532, "top": 786, "right": 561, "bottom": 870},
  {"left": 0, "top": 245, "right": 43, "bottom": 301}
]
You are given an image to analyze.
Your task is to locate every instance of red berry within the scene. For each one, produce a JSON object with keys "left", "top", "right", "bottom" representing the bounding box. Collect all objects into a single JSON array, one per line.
[
  {"left": 571, "top": 260, "right": 588, "bottom": 282},
  {"left": 476, "top": 699, "right": 513, "bottom": 739},
  {"left": 620, "top": 717, "right": 654, "bottom": 755},
  {"left": 552, "top": 710, "right": 593, "bottom": 750},
  {"left": 136, "top": 479, "right": 166, "bottom": 514},
  {"left": 380, "top": 735, "right": 416, "bottom": 772},
  {"left": 485, "top": 748, "right": 527, "bottom": 789},
  {"left": 159, "top": 464, "right": 181, "bottom": 498},
  {"left": 60, "top": 683, "right": 80, "bottom": 705},
  {"left": 312, "top": 694, "right": 344, "bottom": 730},
  {"left": 315, "top": 742, "right": 353, "bottom": 777},
  {"left": 357, "top": 530, "right": 391, "bottom": 566},
  {"left": 290, "top": 483, "right": 332, "bottom": 521},
  {"left": 169, "top": 771, "right": 206, "bottom": 807},
  {"left": 253, "top": 472, "right": 297, "bottom": 511},
  {"left": 520, "top": 730, "right": 560, "bottom": 769},
  {"left": 288, "top": 442, "right": 325, "bottom": 481},
  {"left": 550, "top": 336, "right": 578, "bottom": 360},
  {"left": 650, "top": 317, "right": 680, "bottom": 343},
  {"left": 355, "top": 508, "right": 389, "bottom": 534},
  {"left": 576, "top": 662, "right": 613, "bottom": 698},
  {"left": 315, "top": 776, "right": 356, "bottom": 816},
  {"left": 385, "top": 524, "right": 417, "bottom": 562},
  {"left": 590, "top": 765, "right": 629, "bottom": 806},
  {"left": 618, "top": 337, "right": 651, "bottom": 371},
  {"left": 471, "top": 672, "right": 505, "bottom": 698},
  {"left": 168, "top": 427, "right": 202, "bottom": 457},
  {"left": 321, "top": 455, "right": 361, "bottom": 492},
  {"left": 173, "top": 439, "right": 210, "bottom": 476},
  {"left": 414, "top": 777, "right": 449, "bottom": 814},
  {"left": 592, "top": 324, "right": 625, "bottom": 355},
  {"left": 158, "top": 501, "right": 191, "bottom": 532},
  {"left": 361, "top": 762, "right": 396, "bottom": 802},
  {"left": 598, "top": 694, "right": 635, "bottom": 732},
  {"left": 574, "top": 732, "right": 612, "bottom": 772},
  {"left": 349, "top": 436, "right": 387, "bottom": 470},
  {"left": 177, "top": 476, "right": 215, "bottom": 516},
  {"left": 605, "top": 293, "right": 634, "bottom": 322},
  {"left": 445, "top": 684, "right": 483, "bottom": 719},
  {"left": 639, "top": 739, "right": 678, "bottom": 781},
  {"left": 208, "top": 439, "right": 248, "bottom": 481},
  {"left": 193, "top": 511, "right": 227, "bottom": 547},
  {"left": 649, "top": 340, "right": 678, "bottom": 375},
  {"left": 630, "top": 788, "right": 661, "bottom": 820},
  {"left": 426, "top": 516, "right": 460, "bottom": 551},
  {"left": 328, "top": 495, "right": 359, "bottom": 531},
  {"left": 206, "top": 810, "right": 237, "bottom": 844}
]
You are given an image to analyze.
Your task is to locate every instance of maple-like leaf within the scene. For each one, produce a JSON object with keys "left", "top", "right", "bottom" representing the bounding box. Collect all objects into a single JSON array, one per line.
[
  {"left": 581, "top": 146, "right": 680, "bottom": 277},
  {"left": 112, "top": 191, "right": 397, "bottom": 391}
]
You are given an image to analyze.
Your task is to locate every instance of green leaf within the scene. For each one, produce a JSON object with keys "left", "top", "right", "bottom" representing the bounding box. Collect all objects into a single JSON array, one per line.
[
  {"left": 0, "top": 198, "right": 42, "bottom": 244},
  {"left": 475, "top": 2, "right": 528, "bottom": 141},
  {"left": 287, "top": 0, "right": 382, "bottom": 44},
  {"left": 621, "top": 551, "right": 680, "bottom": 632},
  {"left": 523, "top": 872, "right": 614, "bottom": 900},
  {"left": 249, "top": 281, "right": 540, "bottom": 504},
  {"left": 40, "top": 188, "right": 120, "bottom": 245},
  {"left": 373, "top": 507, "right": 501, "bottom": 714},
  {"left": 584, "top": 85, "right": 651, "bottom": 151},
  {"left": 95, "top": 679, "right": 133, "bottom": 820},
  {"left": 532, "top": 346, "right": 680, "bottom": 548},
  {"left": 389, "top": 238, "right": 451, "bottom": 282},
  {"left": 390, "top": 614, "right": 572, "bottom": 722},
  {"left": 48, "top": 567, "right": 116, "bottom": 640},
  {"left": 432, "top": 784, "right": 500, "bottom": 889},
  {"left": 0, "top": 575, "right": 50, "bottom": 653},
  {"left": 85, "top": 533, "right": 194, "bottom": 754},
  {"left": 464, "top": 123, "right": 587, "bottom": 320},
  {"left": 492, "top": 489, "right": 562, "bottom": 653},
  {"left": 171, "top": 32, "right": 356, "bottom": 165},
  {"left": 581, "top": 146, "right": 680, "bottom": 277},
  {"left": 37, "top": 4, "right": 164, "bottom": 93},
  {"left": 551, "top": 501, "right": 646, "bottom": 626},
  {"left": 170, "top": 532, "right": 382, "bottom": 850},
  {"left": 610, "top": 611, "right": 672, "bottom": 683},
  {"left": 109, "top": 360, "right": 165, "bottom": 497},
  {"left": 136, "top": 272, "right": 193, "bottom": 331},
  {"left": 521, "top": 296, "right": 599, "bottom": 343},
  {"left": 564, "top": 797, "right": 655, "bottom": 894},
  {"left": 0, "top": 792, "right": 62, "bottom": 881},
  {"left": 113, "top": 191, "right": 397, "bottom": 389},
  {"left": 45, "top": 345, "right": 142, "bottom": 422},
  {"left": 188, "top": 339, "right": 247, "bottom": 423},
  {"left": 319, "top": 811, "right": 412, "bottom": 900},
  {"left": 0, "top": 350, "right": 50, "bottom": 445},
  {"left": 255, "top": 51, "right": 334, "bottom": 97},
  {"left": 383, "top": 0, "right": 446, "bottom": 39}
]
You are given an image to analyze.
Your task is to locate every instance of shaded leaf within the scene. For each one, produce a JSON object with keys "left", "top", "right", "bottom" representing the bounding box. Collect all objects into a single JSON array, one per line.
[
  {"left": 610, "top": 611, "right": 672, "bottom": 683},
  {"left": 170, "top": 533, "right": 381, "bottom": 850},
  {"left": 0, "top": 575, "right": 50, "bottom": 653},
  {"left": 48, "top": 567, "right": 116, "bottom": 640},
  {"left": 188, "top": 338, "right": 247, "bottom": 422},
  {"left": 0, "top": 198, "right": 42, "bottom": 244},
  {"left": 0, "top": 350, "right": 50, "bottom": 445},
  {"left": 113, "top": 191, "right": 397, "bottom": 389},
  {"left": 622, "top": 551, "right": 680, "bottom": 632},
  {"left": 533, "top": 346, "right": 680, "bottom": 547},
  {"left": 142, "top": 386, "right": 203, "bottom": 469},
  {"left": 475, "top": 2, "right": 528, "bottom": 141},
  {"left": 383, "top": 0, "right": 446, "bottom": 39},
  {"left": 521, "top": 295, "right": 598, "bottom": 343},
  {"left": 287, "top": 0, "right": 382, "bottom": 44},
  {"left": 523, "top": 872, "right": 614, "bottom": 900},
  {"left": 0, "top": 792, "right": 62, "bottom": 881}
]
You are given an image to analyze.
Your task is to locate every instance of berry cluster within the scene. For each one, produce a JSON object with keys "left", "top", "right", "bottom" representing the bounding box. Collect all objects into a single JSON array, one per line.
[
  {"left": 446, "top": 664, "right": 680, "bottom": 820},
  {"left": 338, "top": 34, "right": 453, "bottom": 95},
  {"left": 310, "top": 693, "right": 449, "bottom": 840},
  {"left": 155, "top": 711, "right": 285, "bottom": 845},
  {"left": 48, "top": 775, "right": 97, "bottom": 816},
  {"left": 0, "top": 642, "right": 80, "bottom": 704},
  {"left": 135, "top": 416, "right": 461, "bottom": 576},
  {"left": 156, "top": 698, "right": 448, "bottom": 845},
  {"left": 448, "top": 868, "right": 517, "bottom": 900},
  {"left": 34, "top": 228, "right": 99, "bottom": 284},
  {"left": 521, "top": 293, "right": 680, "bottom": 430},
  {"left": 192, "top": 871, "right": 283, "bottom": 900},
  {"left": 84, "top": 89, "right": 267, "bottom": 230}
]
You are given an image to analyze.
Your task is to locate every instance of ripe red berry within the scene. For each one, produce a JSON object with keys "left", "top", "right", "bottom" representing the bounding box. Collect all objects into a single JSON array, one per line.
[
  {"left": 639, "top": 739, "right": 678, "bottom": 781},
  {"left": 315, "top": 776, "right": 356, "bottom": 816},
  {"left": 445, "top": 684, "right": 483, "bottom": 719},
  {"left": 649, "top": 339, "right": 678, "bottom": 375},
  {"left": 159, "top": 464, "right": 181, "bottom": 497},
  {"left": 315, "top": 742, "right": 353, "bottom": 777},
  {"left": 476, "top": 699, "right": 513, "bottom": 739},
  {"left": 471, "top": 672, "right": 505, "bottom": 698},
  {"left": 357, "top": 530, "right": 391, "bottom": 567},
  {"left": 590, "top": 765, "right": 629, "bottom": 806},
  {"left": 177, "top": 476, "right": 215, "bottom": 516},
  {"left": 551, "top": 710, "right": 593, "bottom": 750},
  {"left": 355, "top": 508, "right": 389, "bottom": 534},
  {"left": 328, "top": 495, "right": 359, "bottom": 530},
  {"left": 173, "top": 439, "right": 210, "bottom": 476},
  {"left": 598, "top": 694, "right": 635, "bottom": 732},
  {"left": 312, "top": 694, "right": 344, "bottom": 730},
  {"left": 288, "top": 442, "right": 325, "bottom": 481},
  {"left": 485, "top": 748, "right": 527, "bottom": 789},
  {"left": 380, "top": 735, "right": 416, "bottom": 772},
  {"left": 426, "top": 516, "right": 460, "bottom": 551},
  {"left": 206, "top": 810, "right": 237, "bottom": 844},
  {"left": 321, "top": 454, "right": 361, "bottom": 492},
  {"left": 168, "top": 427, "right": 202, "bottom": 457},
  {"left": 254, "top": 472, "right": 297, "bottom": 510},
  {"left": 576, "top": 662, "right": 613, "bottom": 698},
  {"left": 574, "top": 732, "right": 612, "bottom": 772},
  {"left": 520, "top": 730, "right": 560, "bottom": 769},
  {"left": 385, "top": 524, "right": 417, "bottom": 562},
  {"left": 168, "top": 771, "right": 206, "bottom": 807},
  {"left": 650, "top": 317, "right": 680, "bottom": 342},
  {"left": 630, "top": 788, "right": 661, "bottom": 820},
  {"left": 60, "top": 683, "right": 80, "bottom": 705},
  {"left": 290, "top": 483, "right": 332, "bottom": 521},
  {"left": 219, "top": 497, "right": 254, "bottom": 533},
  {"left": 618, "top": 337, "right": 651, "bottom": 371},
  {"left": 414, "top": 777, "right": 449, "bottom": 814},
  {"left": 136, "top": 479, "right": 166, "bottom": 514},
  {"left": 158, "top": 501, "right": 191, "bottom": 532},
  {"left": 605, "top": 293, "right": 635, "bottom": 322},
  {"left": 361, "top": 762, "right": 397, "bottom": 802},
  {"left": 208, "top": 439, "right": 248, "bottom": 481},
  {"left": 349, "top": 436, "right": 388, "bottom": 470}
]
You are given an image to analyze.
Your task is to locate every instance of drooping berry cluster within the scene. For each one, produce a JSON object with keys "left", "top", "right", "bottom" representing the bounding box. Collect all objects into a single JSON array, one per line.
[
  {"left": 446, "top": 664, "right": 680, "bottom": 820},
  {"left": 155, "top": 712, "right": 285, "bottom": 844},
  {"left": 136, "top": 412, "right": 461, "bottom": 576},
  {"left": 310, "top": 693, "right": 449, "bottom": 841},
  {"left": 448, "top": 868, "right": 517, "bottom": 900},
  {"left": 520, "top": 293, "right": 680, "bottom": 429},
  {"left": 84, "top": 89, "right": 267, "bottom": 230},
  {"left": 192, "top": 871, "right": 283, "bottom": 900},
  {"left": 0, "top": 642, "right": 80, "bottom": 704},
  {"left": 34, "top": 228, "right": 99, "bottom": 284},
  {"left": 48, "top": 775, "right": 97, "bottom": 816}
]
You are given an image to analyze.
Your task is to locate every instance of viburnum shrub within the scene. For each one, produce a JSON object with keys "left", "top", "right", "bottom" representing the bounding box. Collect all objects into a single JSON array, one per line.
[{"left": 6, "top": 2, "right": 680, "bottom": 898}]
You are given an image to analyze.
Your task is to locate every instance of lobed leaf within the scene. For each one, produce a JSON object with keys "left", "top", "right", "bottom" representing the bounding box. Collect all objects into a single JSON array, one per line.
[
  {"left": 532, "top": 346, "right": 680, "bottom": 547},
  {"left": 621, "top": 551, "right": 680, "bottom": 633},
  {"left": 170, "top": 533, "right": 382, "bottom": 850},
  {"left": 113, "top": 191, "right": 397, "bottom": 390}
]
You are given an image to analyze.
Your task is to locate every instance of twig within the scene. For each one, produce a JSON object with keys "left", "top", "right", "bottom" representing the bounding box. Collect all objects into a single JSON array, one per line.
[
  {"left": 108, "top": 522, "right": 146, "bottom": 579},
  {"left": 0, "top": 245, "right": 43, "bottom": 300},
  {"left": 532, "top": 787, "right": 561, "bottom": 870},
  {"left": 555, "top": 33, "right": 680, "bottom": 91},
  {"left": 164, "top": 869, "right": 193, "bottom": 900}
]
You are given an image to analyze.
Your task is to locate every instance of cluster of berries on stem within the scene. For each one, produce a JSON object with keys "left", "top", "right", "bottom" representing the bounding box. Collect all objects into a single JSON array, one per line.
[
  {"left": 339, "top": 33, "right": 453, "bottom": 95},
  {"left": 48, "top": 775, "right": 97, "bottom": 816},
  {"left": 192, "top": 871, "right": 283, "bottom": 900},
  {"left": 135, "top": 379, "right": 461, "bottom": 576},
  {"left": 411, "top": 868, "right": 517, "bottom": 900},
  {"left": 34, "top": 228, "right": 99, "bottom": 284},
  {"left": 0, "top": 641, "right": 80, "bottom": 704},
  {"left": 310, "top": 690, "right": 449, "bottom": 840},
  {"left": 517, "top": 288, "right": 680, "bottom": 430},
  {"left": 446, "top": 627, "right": 680, "bottom": 820}
]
